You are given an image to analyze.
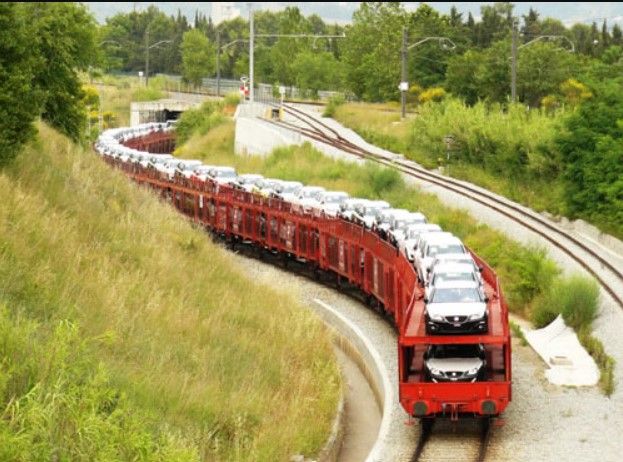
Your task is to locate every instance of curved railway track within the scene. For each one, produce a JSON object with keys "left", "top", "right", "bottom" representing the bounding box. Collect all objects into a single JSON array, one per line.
[{"left": 265, "top": 103, "right": 623, "bottom": 310}]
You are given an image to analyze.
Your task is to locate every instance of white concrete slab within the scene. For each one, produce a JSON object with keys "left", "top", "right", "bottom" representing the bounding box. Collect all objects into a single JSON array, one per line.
[{"left": 521, "top": 315, "right": 599, "bottom": 387}]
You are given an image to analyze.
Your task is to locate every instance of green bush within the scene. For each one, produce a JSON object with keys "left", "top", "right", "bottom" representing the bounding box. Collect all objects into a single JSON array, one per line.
[
  {"left": 224, "top": 91, "right": 241, "bottom": 106},
  {"left": 175, "top": 101, "right": 225, "bottom": 144},
  {"left": 132, "top": 86, "right": 164, "bottom": 102},
  {"left": 531, "top": 275, "right": 600, "bottom": 329},
  {"left": 322, "top": 94, "right": 345, "bottom": 117}
]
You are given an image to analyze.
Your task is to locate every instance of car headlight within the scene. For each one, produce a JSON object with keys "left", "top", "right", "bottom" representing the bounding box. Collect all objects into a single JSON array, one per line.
[
  {"left": 466, "top": 366, "right": 480, "bottom": 376},
  {"left": 430, "top": 313, "right": 444, "bottom": 322},
  {"left": 428, "top": 367, "right": 442, "bottom": 376},
  {"left": 469, "top": 313, "right": 484, "bottom": 321}
]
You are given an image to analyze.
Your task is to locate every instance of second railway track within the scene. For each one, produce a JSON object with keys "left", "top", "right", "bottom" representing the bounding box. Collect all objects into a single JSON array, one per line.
[{"left": 265, "top": 103, "right": 623, "bottom": 310}]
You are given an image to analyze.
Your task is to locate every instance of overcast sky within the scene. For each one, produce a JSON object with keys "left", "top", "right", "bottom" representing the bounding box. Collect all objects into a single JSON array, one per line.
[{"left": 86, "top": 2, "right": 623, "bottom": 27}]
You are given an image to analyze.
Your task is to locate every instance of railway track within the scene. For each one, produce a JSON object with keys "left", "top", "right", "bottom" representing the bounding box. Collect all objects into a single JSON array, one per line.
[
  {"left": 265, "top": 103, "right": 623, "bottom": 310},
  {"left": 410, "top": 418, "right": 493, "bottom": 462}
]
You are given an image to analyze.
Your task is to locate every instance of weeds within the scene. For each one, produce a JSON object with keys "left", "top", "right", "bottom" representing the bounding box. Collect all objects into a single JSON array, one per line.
[{"left": 0, "top": 123, "right": 340, "bottom": 460}]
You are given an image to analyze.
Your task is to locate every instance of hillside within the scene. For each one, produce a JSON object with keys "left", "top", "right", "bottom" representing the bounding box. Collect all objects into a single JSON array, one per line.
[{"left": 0, "top": 124, "right": 339, "bottom": 461}]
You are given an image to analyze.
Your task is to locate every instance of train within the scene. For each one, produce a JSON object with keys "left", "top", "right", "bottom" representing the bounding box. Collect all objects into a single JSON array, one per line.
[{"left": 95, "top": 123, "right": 511, "bottom": 421}]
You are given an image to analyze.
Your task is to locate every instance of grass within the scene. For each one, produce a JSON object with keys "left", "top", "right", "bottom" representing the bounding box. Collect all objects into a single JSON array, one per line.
[
  {"left": 509, "top": 320, "right": 528, "bottom": 346},
  {"left": 331, "top": 101, "right": 585, "bottom": 226},
  {"left": 176, "top": 111, "right": 615, "bottom": 394},
  {"left": 0, "top": 123, "right": 340, "bottom": 460}
]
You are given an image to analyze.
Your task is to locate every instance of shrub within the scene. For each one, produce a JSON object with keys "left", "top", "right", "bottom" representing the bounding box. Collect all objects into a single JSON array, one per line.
[
  {"left": 322, "top": 94, "right": 345, "bottom": 117},
  {"left": 175, "top": 101, "right": 225, "bottom": 144},
  {"left": 132, "top": 85, "right": 164, "bottom": 102},
  {"left": 530, "top": 274, "right": 599, "bottom": 329},
  {"left": 224, "top": 91, "right": 241, "bottom": 106},
  {"left": 418, "top": 87, "right": 446, "bottom": 104}
]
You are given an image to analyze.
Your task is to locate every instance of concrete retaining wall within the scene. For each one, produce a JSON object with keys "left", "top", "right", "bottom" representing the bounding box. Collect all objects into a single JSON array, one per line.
[
  {"left": 312, "top": 299, "right": 393, "bottom": 462},
  {"left": 234, "top": 115, "right": 302, "bottom": 157}
]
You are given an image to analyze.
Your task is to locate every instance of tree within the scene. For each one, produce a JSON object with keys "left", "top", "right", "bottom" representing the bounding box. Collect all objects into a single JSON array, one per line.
[
  {"left": 556, "top": 80, "right": 623, "bottom": 233},
  {"left": 181, "top": 29, "right": 215, "bottom": 87},
  {"left": 0, "top": 3, "right": 41, "bottom": 164},
  {"left": 292, "top": 51, "right": 343, "bottom": 97},
  {"left": 343, "top": 2, "right": 407, "bottom": 101},
  {"left": 517, "top": 42, "right": 578, "bottom": 106}
]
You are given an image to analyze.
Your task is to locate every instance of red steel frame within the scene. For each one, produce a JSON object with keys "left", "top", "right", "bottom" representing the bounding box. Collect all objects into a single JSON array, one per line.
[{"left": 106, "top": 132, "right": 511, "bottom": 419}]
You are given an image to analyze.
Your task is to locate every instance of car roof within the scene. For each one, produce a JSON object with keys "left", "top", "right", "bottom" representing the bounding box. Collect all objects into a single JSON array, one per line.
[
  {"left": 431, "top": 263, "right": 477, "bottom": 274},
  {"left": 427, "top": 236, "right": 464, "bottom": 246},
  {"left": 209, "top": 166, "right": 236, "bottom": 171},
  {"left": 239, "top": 173, "right": 263, "bottom": 179},
  {"left": 422, "top": 232, "right": 457, "bottom": 243},
  {"left": 432, "top": 280, "right": 480, "bottom": 289},
  {"left": 433, "top": 253, "right": 475, "bottom": 263}
]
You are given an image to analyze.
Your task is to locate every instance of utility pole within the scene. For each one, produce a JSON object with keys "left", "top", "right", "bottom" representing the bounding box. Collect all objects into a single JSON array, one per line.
[
  {"left": 401, "top": 28, "right": 408, "bottom": 119},
  {"left": 216, "top": 28, "right": 221, "bottom": 97},
  {"left": 145, "top": 28, "right": 150, "bottom": 87},
  {"left": 511, "top": 18, "right": 518, "bottom": 103},
  {"left": 249, "top": 3, "right": 254, "bottom": 103}
]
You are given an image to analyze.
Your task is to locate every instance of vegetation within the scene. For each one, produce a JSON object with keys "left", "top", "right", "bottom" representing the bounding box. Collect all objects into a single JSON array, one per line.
[
  {"left": 333, "top": 95, "right": 623, "bottom": 238},
  {"left": 175, "top": 101, "right": 227, "bottom": 145},
  {"left": 0, "top": 124, "right": 340, "bottom": 460},
  {"left": 181, "top": 29, "right": 215, "bottom": 87},
  {"left": 0, "top": 3, "right": 96, "bottom": 164}
]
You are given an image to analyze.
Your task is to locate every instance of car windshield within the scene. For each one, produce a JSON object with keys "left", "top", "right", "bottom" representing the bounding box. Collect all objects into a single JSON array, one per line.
[
  {"left": 432, "top": 272, "right": 475, "bottom": 285},
  {"left": 214, "top": 170, "right": 236, "bottom": 177},
  {"left": 431, "top": 287, "right": 481, "bottom": 303},
  {"left": 430, "top": 344, "right": 483, "bottom": 359},
  {"left": 301, "top": 189, "right": 321, "bottom": 198},
  {"left": 427, "top": 244, "right": 464, "bottom": 257},
  {"left": 325, "top": 195, "right": 345, "bottom": 203},
  {"left": 280, "top": 184, "right": 300, "bottom": 193}
]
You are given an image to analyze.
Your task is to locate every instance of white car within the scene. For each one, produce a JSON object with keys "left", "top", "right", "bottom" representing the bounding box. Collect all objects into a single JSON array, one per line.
[
  {"left": 174, "top": 160, "right": 204, "bottom": 179},
  {"left": 425, "top": 262, "right": 484, "bottom": 299},
  {"left": 388, "top": 212, "right": 428, "bottom": 245},
  {"left": 375, "top": 208, "right": 410, "bottom": 239},
  {"left": 293, "top": 186, "right": 326, "bottom": 212},
  {"left": 253, "top": 178, "right": 284, "bottom": 197},
  {"left": 352, "top": 200, "right": 390, "bottom": 228},
  {"left": 271, "top": 180, "right": 303, "bottom": 202},
  {"left": 190, "top": 165, "right": 218, "bottom": 181},
  {"left": 400, "top": 224, "right": 443, "bottom": 261},
  {"left": 232, "top": 173, "right": 264, "bottom": 192},
  {"left": 339, "top": 198, "right": 369, "bottom": 221},
  {"left": 424, "top": 344, "right": 486, "bottom": 383},
  {"left": 317, "top": 191, "right": 350, "bottom": 217},
  {"left": 141, "top": 154, "right": 173, "bottom": 169},
  {"left": 428, "top": 253, "right": 483, "bottom": 280},
  {"left": 416, "top": 235, "right": 468, "bottom": 283},
  {"left": 208, "top": 166, "right": 238, "bottom": 184},
  {"left": 424, "top": 280, "right": 488, "bottom": 334}
]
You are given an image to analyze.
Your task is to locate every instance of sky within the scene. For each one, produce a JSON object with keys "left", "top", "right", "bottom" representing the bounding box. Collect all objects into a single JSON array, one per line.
[{"left": 85, "top": 2, "right": 623, "bottom": 27}]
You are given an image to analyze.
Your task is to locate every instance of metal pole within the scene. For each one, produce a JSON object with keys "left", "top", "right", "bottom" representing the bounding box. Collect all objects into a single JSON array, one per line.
[
  {"left": 401, "top": 28, "right": 407, "bottom": 119},
  {"left": 216, "top": 29, "right": 221, "bottom": 97},
  {"left": 145, "top": 28, "right": 150, "bottom": 87},
  {"left": 249, "top": 4, "right": 254, "bottom": 103},
  {"left": 511, "top": 19, "right": 518, "bottom": 103}
]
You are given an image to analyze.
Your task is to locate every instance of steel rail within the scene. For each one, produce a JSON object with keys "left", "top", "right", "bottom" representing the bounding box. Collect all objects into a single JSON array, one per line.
[{"left": 269, "top": 104, "right": 623, "bottom": 309}]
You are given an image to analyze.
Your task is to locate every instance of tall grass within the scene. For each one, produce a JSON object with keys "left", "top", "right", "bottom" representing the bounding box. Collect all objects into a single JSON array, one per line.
[
  {"left": 0, "top": 124, "right": 339, "bottom": 460},
  {"left": 333, "top": 101, "right": 573, "bottom": 221}
]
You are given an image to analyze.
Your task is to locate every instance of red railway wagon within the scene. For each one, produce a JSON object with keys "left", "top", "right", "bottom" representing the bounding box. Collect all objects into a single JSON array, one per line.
[{"left": 106, "top": 131, "right": 512, "bottom": 419}]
